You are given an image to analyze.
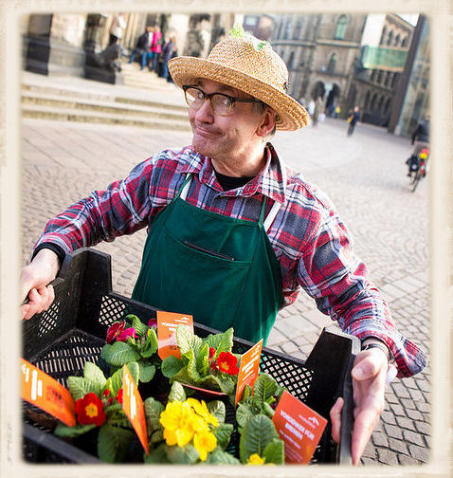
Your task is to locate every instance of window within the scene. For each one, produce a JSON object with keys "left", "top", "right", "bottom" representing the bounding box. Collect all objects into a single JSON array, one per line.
[
  {"left": 384, "top": 71, "right": 391, "bottom": 87},
  {"left": 401, "top": 36, "right": 407, "bottom": 47},
  {"left": 377, "top": 70, "right": 383, "bottom": 84},
  {"left": 364, "top": 90, "right": 371, "bottom": 110},
  {"left": 327, "top": 53, "right": 337, "bottom": 74},
  {"left": 335, "top": 15, "right": 348, "bottom": 39},
  {"left": 292, "top": 17, "right": 304, "bottom": 40},
  {"left": 288, "top": 51, "right": 295, "bottom": 69},
  {"left": 380, "top": 27, "right": 387, "bottom": 46},
  {"left": 387, "top": 30, "right": 393, "bottom": 46},
  {"left": 391, "top": 73, "right": 400, "bottom": 88},
  {"left": 394, "top": 34, "right": 400, "bottom": 47},
  {"left": 283, "top": 16, "right": 293, "bottom": 40}
]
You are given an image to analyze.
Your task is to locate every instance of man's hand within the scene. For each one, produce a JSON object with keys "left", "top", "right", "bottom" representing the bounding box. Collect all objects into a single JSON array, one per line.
[
  {"left": 20, "top": 249, "right": 60, "bottom": 320},
  {"left": 330, "top": 346, "right": 389, "bottom": 465}
]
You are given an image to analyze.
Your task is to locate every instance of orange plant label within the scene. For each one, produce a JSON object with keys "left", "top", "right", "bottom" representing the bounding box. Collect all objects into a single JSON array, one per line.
[
  {"left": 122, "top": 365, "right": 149, "bottom": 454},
  {"left": 235, "top": 339, "right": 263, "bottom": 406},
  {"left": 21, "top": 358, "right": 76, "bottom": 427},
  {"left": 157, "top": 311, "right": 193, "bottom": 360},
  {"left": 272, "top": 390, "right": 327, "bottom": 464}
]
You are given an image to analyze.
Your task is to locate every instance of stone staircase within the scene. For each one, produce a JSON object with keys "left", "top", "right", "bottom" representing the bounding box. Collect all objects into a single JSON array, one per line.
[{"left": 21, "top": 61, "right": 191, "bottom": 131}]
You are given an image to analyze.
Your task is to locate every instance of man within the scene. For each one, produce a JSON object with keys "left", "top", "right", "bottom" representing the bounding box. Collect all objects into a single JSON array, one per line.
[
  {"left": 347, "top": 106, "right": 360, "bottom": 136},
  {"left": 20, "top": 32, "right": 426, "bottom": 465}
]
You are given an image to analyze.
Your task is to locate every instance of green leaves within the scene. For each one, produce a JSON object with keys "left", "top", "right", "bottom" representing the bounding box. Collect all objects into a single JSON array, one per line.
[
  {"left": 101, "top": 342, "right": 141, "bottom": 367},
  {"left": 168, "top": 381, "right": 186, "bottom": 402},
  {"left": 144, "top": 396, "right": 164, "bottom": 434},
  {"left": 166, "top": 443, "right": 200, "bottom": 464},
  {"left": 254, "top": 374, "right": 278, "bottom": 404},
  {"left": 97, "top": 424, "right": 134, "bottom": 463},
  {"left": 263, "top": 439, "right": 285, "bottom": 465},
  {"left": 161, "top": 355, "right": 184, "bottom": 379},
  {"left": 239, "top": 414, "right": 280, "bottom": 464},
  {"left": 203, "top": 328, "right": 234, "bottom": 354},
  {"left": 214, "top": 423, "right": 233, "bottom": 450},
  {"left": 205, "top": 449, "right": 240, "bottom": 464},
  {"left": 67, "top": 362, "right": 106, "bottom": 400},
  {"left": 207, "top": 400, "right": 226, "bottom": 424},
  {"left": 54, "top": 423, "right": 96, "bottom": 438},
  {"left": 141, "top": 328, "right": 158, "bottom": 358}
]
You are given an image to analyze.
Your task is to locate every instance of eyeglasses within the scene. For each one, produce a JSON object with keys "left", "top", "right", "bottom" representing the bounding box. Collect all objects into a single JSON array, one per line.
[{"left": 182, "top": 85, "right": 263, "bottom": 116}]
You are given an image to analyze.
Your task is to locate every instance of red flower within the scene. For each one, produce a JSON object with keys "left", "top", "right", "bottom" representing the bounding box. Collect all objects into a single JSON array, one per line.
[
  {"left": 209, "top": 347, "right": 216, "bottom": 360},
  {"left": 106, "top": 321, "right": 126, "bottom": 343},
  {"left": 117, "top": 327, "right": 137, "bottom": 342},
  {"left": 75, "top": 393, "right": 106, "bottom": 426},
  {"left": 210, "top": 361, "right": 218, "bottom": 371},
  {"left": 148, "top": 318, "right": 157, "bottom": 329},
  {"left": 216, "top": 352, "right": 239, "bottom": 375},
  {"left": 117, "top": 388, "right": 123, "bottom": 404},
  {"left": 102, "top": 389, "right": 110, "bottom": 397}
]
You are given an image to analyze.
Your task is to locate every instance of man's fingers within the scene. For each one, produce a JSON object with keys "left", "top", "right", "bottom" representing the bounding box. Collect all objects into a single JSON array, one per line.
[
  {"left": 351, "top": 406, "right": 382, "bottom": 465},
  {"left": 20, "top": 286, "right": 54, "bottom": 320},
  {"left": 329, "top": 397, "right": 344, "bottom": 444}
]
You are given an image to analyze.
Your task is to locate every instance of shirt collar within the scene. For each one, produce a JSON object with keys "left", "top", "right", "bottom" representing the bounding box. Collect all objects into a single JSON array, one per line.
[{"left": 179, "top": 143, "right": 286, "bottom": 204}]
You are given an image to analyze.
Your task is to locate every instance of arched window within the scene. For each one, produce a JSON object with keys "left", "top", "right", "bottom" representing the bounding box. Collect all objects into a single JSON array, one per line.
[
  {"left": 384, "top": 71, "right": 391, "bottom": 87},
  {"left": 292, "top": 17, "right": 303, "bottom": 40},
  {"left": 283, "top": 16, "right": 293, "bottom": 39},
  {"left": 370, "top": 69, "right": 377, "bottom": 82},
  {"left": 384, "top": 97, "right": 391, "bottom": 114},
  {"left": 387, "top": 30, "right": 393, "bottom": 46},
  {"left": 401, "top": 36, "right": 407, "bottom": 47},
  {"left": 370, "top": 93, "right": 378, "bottom": 111},
  {"left": 380, "top": 27, "right": 387, "bottom": 45},
  {"left": 391, "top": 73, "right": 399, "bottom": 88},
  {"left": 377, "top": 70, "right": 383, "bottom": 84},
  {"left": 377, "top": 95, "right": 384, "bottom": 113},
  {"left": 335, "top": 15, "right": 348, "bottom": 39},
  {"left": 364, "top": 90, "right": 371, "bottom": 110},
  {"left": 327, "top": 53, "right": 337, "bottom": 74},
  {"left": 288, "top": 51, "right": 295, "bottom": 69},
  {"left": 394, "top": 34, "right": 400, "bottom": 47}
]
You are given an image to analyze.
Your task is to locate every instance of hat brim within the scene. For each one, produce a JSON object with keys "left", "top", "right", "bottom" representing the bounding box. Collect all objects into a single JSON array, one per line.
[{"left": 168, "top": 56, "right": 309, "bottom": 131}]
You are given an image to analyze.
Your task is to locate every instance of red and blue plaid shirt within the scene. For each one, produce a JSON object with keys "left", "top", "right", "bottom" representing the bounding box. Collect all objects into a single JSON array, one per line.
[{"left": 35, "top": 144, "right": 426, "bottom": 377}]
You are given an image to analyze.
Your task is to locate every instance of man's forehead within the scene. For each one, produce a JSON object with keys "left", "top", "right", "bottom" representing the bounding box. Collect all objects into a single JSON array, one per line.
[{"left": 194, "top": 78, "right": 243, "bottom": 96}]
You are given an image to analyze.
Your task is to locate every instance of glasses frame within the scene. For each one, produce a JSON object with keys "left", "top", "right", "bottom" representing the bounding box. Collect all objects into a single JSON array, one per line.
[{"left": 182, "top": 85, "right": 263, "bottom": 116}]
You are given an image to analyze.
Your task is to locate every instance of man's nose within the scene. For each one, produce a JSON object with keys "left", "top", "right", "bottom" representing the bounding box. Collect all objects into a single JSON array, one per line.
[{"left": 194, "top": 97, "right": 214, "bottom": 122}]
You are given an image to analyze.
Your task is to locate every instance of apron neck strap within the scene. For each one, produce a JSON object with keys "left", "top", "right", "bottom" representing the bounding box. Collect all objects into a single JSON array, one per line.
[{"left": 179, "top": 174, "right": 192, "bottom": 200}]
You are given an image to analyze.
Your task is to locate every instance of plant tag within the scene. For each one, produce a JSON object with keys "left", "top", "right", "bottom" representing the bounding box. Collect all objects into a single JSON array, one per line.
[
  {"left": 122, "top": 365, "right": 149, "bottom": 454},
  {"left": 20, "top": 358, "right": 76, "bottom": 427},
  {"left": 272, "top": 390, "right": 327, "bottom": 463},
  {"left": 157, "top": 311, "right": 193, "bottom": 360},
  {"left": 235, "top": 339, "right": 263, "bottom": 406}
]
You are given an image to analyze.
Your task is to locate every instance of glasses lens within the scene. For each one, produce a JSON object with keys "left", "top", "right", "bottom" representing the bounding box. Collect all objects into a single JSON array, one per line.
[
  {"left": 211, "top": 94, "right": 233, "bottom": 116},
  {"left": 185, "top": 87, "right": 204, "bottom": 107}
]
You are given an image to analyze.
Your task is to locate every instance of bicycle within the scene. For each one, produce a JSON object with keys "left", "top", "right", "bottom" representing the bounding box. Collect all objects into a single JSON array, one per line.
[{"left": 408, "top": 148, "right": 429, "bottom": 192}]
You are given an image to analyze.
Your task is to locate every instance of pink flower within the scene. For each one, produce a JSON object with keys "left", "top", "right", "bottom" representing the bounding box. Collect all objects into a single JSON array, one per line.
[
  {"left": 117, "top": 327, "right": 137, "bottom": 342},
  {"left": 106, "top": 321, "right": 126, "bottom": 343},
  {"left": 148, "top": 318, "right": 158, "bottom": 329}
]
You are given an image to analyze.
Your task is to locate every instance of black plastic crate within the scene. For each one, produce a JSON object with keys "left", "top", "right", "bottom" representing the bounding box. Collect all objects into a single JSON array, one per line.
[{"left": 22, "top": 248, "right": 359, "bottom": 465}]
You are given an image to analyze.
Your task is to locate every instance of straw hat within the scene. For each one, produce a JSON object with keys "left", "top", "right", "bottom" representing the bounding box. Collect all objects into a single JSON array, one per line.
[{"left": 168, "top": 34, "right": 309, "bottom": 131}]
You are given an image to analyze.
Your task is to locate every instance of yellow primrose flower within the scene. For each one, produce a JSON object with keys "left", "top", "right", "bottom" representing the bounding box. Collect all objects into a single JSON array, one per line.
[
  {"left": 187, "top": 398, "right": 219, "bottom": 427},
  {"left": 193, "top": 431, "right": 217, "bottom": 462},
  {"left": 159, "top": 401, "right": 183, "bottom": 430},
  {"left": 247, "top": 453, "right": 266, "bottom": 465}
]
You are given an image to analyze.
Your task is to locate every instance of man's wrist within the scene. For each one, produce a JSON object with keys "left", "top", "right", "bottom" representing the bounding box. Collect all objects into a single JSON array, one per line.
[{"left": 361, "top": 338, "right": 391, "bottom": 361}]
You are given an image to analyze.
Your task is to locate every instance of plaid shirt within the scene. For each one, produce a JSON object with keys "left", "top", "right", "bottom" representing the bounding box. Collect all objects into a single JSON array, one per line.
[{"left": 35, "top": 144, "right": 426, "bottom": 377}]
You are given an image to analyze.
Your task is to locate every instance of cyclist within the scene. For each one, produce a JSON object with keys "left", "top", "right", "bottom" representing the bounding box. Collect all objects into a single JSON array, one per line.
[{"left": 406, "top": 114, "right": 430, "bottom": 177}]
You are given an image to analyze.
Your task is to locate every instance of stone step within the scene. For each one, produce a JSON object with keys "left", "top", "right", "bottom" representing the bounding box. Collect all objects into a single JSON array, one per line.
[
  {"left": 21, "top": 83, "right": 188, "bottom": 113},
  {"left": 21, "top": 90, "right": 189, "bottom": 123},
  {"left": 21, "top": 103, "right": 191, "bottom": 131}
]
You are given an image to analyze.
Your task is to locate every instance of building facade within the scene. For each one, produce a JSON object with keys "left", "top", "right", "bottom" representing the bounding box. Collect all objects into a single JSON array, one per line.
[
  {"left": 258, "top": 13, "right": 367, "bottom": 116},
  {"left": 350, "top": 14, "right": 414, "bottom": 126}
]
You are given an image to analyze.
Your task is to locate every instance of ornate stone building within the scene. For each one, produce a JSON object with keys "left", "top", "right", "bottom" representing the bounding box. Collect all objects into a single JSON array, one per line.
[
  {"left": 350, "top": 14, "right": 414, "bottom": 126},
  {"left": 258, "top": 13, "right": 367, "bottom": 115}
]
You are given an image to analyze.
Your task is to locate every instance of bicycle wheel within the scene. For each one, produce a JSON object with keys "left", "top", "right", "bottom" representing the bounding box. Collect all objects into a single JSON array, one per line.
[{"left": 412, "top": 170, "right": 421, "bottom": 192}]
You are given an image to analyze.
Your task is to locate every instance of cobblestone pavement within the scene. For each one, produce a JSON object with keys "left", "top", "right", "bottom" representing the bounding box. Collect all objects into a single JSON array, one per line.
[{"left": 21, "top": 109, "right": 430, "bottom": 465}]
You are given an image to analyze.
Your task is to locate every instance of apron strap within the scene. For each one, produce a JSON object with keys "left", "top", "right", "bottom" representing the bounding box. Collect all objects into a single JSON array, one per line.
[
  {"left": 263, "top": 200, "right": 281, "bottom": 232},
  {"left": 179, "top": 174, "right": 192, "bottom": 200}
]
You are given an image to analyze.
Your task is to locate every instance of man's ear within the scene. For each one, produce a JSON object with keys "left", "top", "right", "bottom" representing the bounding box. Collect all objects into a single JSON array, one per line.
[{"left": 256, "top": 108, "right": 276, "bottom": 138}]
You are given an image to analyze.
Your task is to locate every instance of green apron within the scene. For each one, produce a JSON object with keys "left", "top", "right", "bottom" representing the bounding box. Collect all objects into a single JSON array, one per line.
[{"left": 132, "top": 175, "right": 283, "bottom": 345}]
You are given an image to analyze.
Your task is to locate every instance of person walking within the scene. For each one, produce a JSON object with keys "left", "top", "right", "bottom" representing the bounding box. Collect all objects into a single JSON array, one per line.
[
  {"left": 149, "top": 25, "right": 162, "bottom": 73},
  {"left": 128, "top": 26, "right": 152, "bottom": 70},
  {"left": 161, "top": 35, "right": 177, "bottom": 82},
  {"left": 311, "top": 96, "right": 323, "bottom": 126},
  {"left": 347, "top": 106, "right": 360, "bottom": 136},
  {"left": 21, "top": 31, "right": 426, "bottom": 466}
]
